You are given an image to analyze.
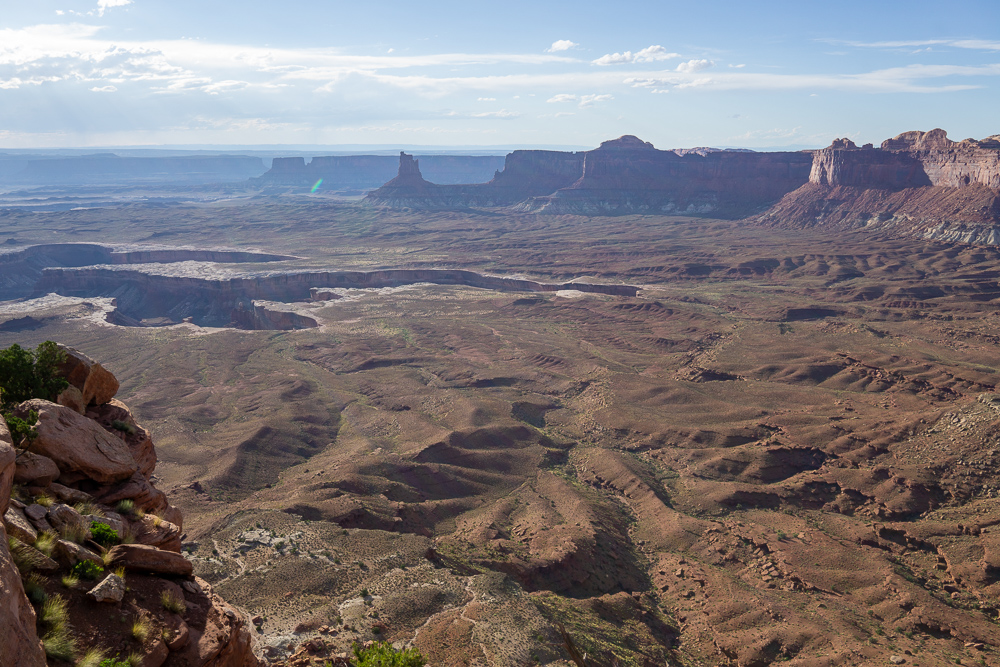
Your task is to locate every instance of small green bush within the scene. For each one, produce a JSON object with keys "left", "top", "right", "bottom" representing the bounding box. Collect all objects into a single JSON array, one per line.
[
  {"left": 352, "top": 641, "right": 426, "bottom": 667},
  {"left": 90, "top": 521, "right": 121, "bottom": 548},
  {"left": 71, "top": 560, "right": 104, "bottom": 581}
]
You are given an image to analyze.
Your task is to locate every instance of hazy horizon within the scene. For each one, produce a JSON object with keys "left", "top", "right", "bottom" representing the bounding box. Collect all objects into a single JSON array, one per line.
[{"left": 1, "top": 0, "right": 998, "bottom": 150}]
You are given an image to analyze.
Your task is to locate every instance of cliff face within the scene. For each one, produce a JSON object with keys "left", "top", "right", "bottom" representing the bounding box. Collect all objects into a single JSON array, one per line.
[
  {"left": 365, "top": 136, "right": 812, "bottom": 217},
  {"left": 757, "top": 129, "right": 1000, "bottom": 242}
]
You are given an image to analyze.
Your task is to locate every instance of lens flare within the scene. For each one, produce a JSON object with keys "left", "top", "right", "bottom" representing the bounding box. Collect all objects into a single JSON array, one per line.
[{"left": 311, "top": 179, "right": 323, "bottom": 193}]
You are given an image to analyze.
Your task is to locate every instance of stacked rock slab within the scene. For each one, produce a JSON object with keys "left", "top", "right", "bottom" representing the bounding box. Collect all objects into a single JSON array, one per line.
[{"left": 1, "top": 345, "right": 257, "bottom": 667}]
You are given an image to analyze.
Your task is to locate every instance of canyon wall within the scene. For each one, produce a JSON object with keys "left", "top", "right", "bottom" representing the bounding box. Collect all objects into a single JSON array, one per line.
[
  {"left": 252, "top": 154, "right": 506, "bottom": 191},
  {"left": 33, "top": 267, "right": 638, "bottom": 329},
  {"left": 365, "top": 136, "right": 813, "bottom": 217},
  {"left": 757, "top": 130, "right": 1000, "bottom": 242},
  {"left": 3, "top": 155, "right": 267, "bottom": 186}
]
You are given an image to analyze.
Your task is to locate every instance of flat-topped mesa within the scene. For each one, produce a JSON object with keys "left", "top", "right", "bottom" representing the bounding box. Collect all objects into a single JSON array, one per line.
[{"left": 368, "top": 135, "right": 813, "bottom": 216}]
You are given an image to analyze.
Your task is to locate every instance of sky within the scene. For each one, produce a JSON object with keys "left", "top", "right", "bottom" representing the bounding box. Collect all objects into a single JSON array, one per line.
[{"left": 0, "top": 0, "right": 999, "bottom": 150}]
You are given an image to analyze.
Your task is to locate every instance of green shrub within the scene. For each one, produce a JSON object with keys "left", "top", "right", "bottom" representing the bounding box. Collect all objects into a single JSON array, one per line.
[
  {"left": 352, "top": 641, "right": 426, "bottom": 667},
  {"left": 90, "top": 522, "right": 121, "bottom": 548},
  {"left": 0, "top": 342, "right": 68, "bottom": 446},
  {"left": 71, "top": 560, "right": 104, "bottom": 581}
]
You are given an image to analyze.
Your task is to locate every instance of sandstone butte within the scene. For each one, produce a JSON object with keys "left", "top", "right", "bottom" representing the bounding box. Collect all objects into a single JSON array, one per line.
[
  {"left": 0, "top": 345, "right": 257, "bottom": 667},
  {"left": 364, "top": 129, "right": 1000, "bottom": 243}
]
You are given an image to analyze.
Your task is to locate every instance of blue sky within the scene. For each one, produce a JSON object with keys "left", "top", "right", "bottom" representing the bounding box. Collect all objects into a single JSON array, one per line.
[{"left": 1, "top": 0, "right": 998, "bottom": 149}]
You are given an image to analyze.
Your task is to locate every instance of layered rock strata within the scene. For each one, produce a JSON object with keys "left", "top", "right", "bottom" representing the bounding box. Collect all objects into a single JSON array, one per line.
[
  {"left": 756, "top": 129, "right": 1000, "bottom": 241},
  {"left": 365, "top": 136, "right": 813, "bottom": 216},
  {"left": 0, "top": 346, "right": 257, "bottom": 667}
]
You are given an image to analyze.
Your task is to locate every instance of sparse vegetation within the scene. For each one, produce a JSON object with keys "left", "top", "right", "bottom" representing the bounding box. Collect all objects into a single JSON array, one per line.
[
  {"left": 130, "top": 616, "right": 152, "bottom": 643},
  {"left": 40, "top": 595, "right": 75, "bottom": 662},
  {"left": 23, "top": 572, "right": 48, "bottom": 604},
  {"left": 115, "top": 499, "right": 138, "bottom": 517},
  {"left": 75, "top": 501, "right": 104, "bottom": 518},
  {"left": 77, "top": 646, "right": 106, "bottom": 667},
  {"left": 59, "top": 522, "right": 89, "bottom": 545},
  {"left": 35, "top": 493, "right": 54, "bottom": 507},
  {"left": 34, "top": 531, "right": 57, "bottom": 557},
  {"left": 111, "top": 419, "right": 137, "bottom": 435},
  {"left": 61, "top": 573, "right": 80, "bottom": 588},
  {"left": 161, "top": 589, "right": 187, "bottom": 614},
  {"left": 350, "top": 641, "right": 426, "bottom": 667}
]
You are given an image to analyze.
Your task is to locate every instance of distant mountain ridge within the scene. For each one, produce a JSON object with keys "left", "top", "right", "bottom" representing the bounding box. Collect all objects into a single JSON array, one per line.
[{"left": 365, "top": 130, "right": 1000, "bottom": 244}]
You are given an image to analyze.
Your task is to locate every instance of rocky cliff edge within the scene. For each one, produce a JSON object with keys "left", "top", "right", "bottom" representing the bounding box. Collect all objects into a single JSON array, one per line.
[{"left": 1, "top": 345, "right": 258, "bottom": 667}]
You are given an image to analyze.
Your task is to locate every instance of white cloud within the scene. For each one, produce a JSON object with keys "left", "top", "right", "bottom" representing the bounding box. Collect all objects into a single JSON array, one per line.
[
  {"left": 90, "top": 84, "right": 117, "bottom": 92},
  {"left": 729, "top": 63, "right": 745, "bottom": 68},
  {"left": 676, "top": 59, "right": 714, "bottom": 73},
  {"left": 592, "top": 45, "right": 679, "bottom": 66},
  {"left": 547, "top": 40, "right": 579, "bottom": 53},
  {"left": 477, "top": 96, "right": 496, "bottom": 101},
  {"left": 546, "top": 93, "right": 577, "bottom": 103},
  {"left": 97, "top": 0, "right": 132, "bottom": 16}
]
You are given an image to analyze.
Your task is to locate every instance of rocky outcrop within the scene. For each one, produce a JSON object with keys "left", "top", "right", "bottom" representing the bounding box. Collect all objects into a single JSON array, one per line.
[
  {"left": 58, "top": 346, "right": 120, "bottom": 407},
  {"left": 756, "top": 129, "right": 1000, "bottom": 242},
  {"left": 0, "top": 348, "right": 258, "bottom": 667},
  {"left": 366, "top": 137, "right": 812, "bottom": 217},
  {"left": 15, "top": 399, "right": 138, "bottom": 485}
]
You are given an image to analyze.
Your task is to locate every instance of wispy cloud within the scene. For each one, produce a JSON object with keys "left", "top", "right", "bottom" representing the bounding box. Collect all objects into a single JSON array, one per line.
[
  {"left": 592, "top": 45, "right": 679, "bottom": 66},
  {"left": 97, "top": 0, "right": 132, "bottom": 17},
  {"left": 831, "top": 38, "right": 1000, "bottom": 52},
  {"left": 547, "top": 40, "right": 578, "bottom": 53},
  {"left": 626, "top": 63, "right": 1000, "bottom": 94},
  {"left": 546, "top": 92, "right": 613, "bottom": 107}
]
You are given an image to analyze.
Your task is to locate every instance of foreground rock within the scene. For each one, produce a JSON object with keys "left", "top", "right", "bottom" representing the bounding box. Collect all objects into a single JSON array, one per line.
[
  {"left": 87, "top": 572, "right": 126, "bottom": 602},
  {"left": 57, "top": 345, "right": 120, "bottom": 406},
  {"left": 0, "top": 425, "right": 47, "bottom": 667},
  {"left": 15, "top": 399, "right": 138, "bottom": 485},
  {"left": 109, "top": 544, "right": 195, "bottom": 576}
]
